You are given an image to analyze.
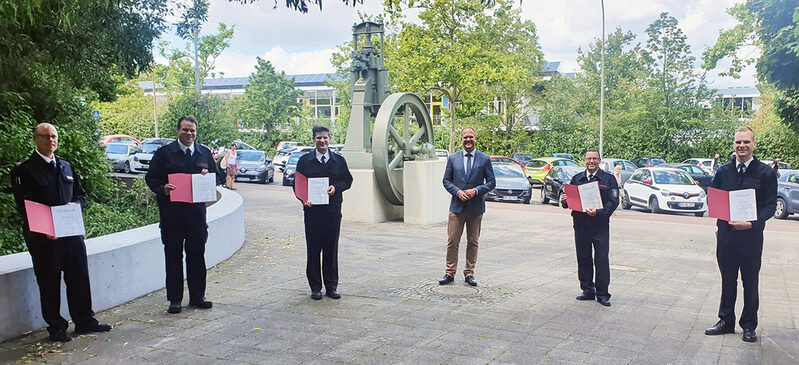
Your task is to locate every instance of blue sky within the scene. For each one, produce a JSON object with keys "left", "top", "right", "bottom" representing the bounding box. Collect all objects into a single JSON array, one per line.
[{"left": 156, "top": 0, "right": 756, "bottom": 89}]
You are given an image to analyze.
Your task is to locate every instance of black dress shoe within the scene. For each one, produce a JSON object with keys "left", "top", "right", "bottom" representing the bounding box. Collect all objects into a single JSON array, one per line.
[
  {"left": 168, "top": 301, "right": 182, "bottom": 314},
  {"left": 74, "top": 322, "right": 112, "bottom": 334},
  {"left": 310, "top": 291, "right": 323, "bottom": 300},
  {"left": 704, "top": 319, "right": 735, "bottom": 335},
  {"left": 742, "top": 329, "right": 757, "bottom": 342},
  {"left": 438, "top": 275, "right": 454, "bottom": 285},
  {"left": 465, "top": 276, "right": 477, "bottom": 286},
  {"left": 597, "top": 297, "right": 611, "bottom": 307},
  {"left": 576, "top": 293, "right": 595, "bottom": 300},
  {"left": 49, "top": 330, "right": 71, "bottom": 342},
  {"left": 326, "top": 291, "right": 341, "bottom": 299},
  {"left": 189, "top": 298, "right": 213, "bottom": 309}
]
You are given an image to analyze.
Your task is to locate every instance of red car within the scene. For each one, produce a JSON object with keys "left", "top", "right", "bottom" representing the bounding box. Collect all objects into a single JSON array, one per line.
[{"left": 100, "top": 135, "right": 141, "bottom": 147}]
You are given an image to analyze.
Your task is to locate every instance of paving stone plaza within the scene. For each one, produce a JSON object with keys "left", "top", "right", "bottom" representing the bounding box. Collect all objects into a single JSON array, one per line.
[{"left": 1, "top": 182, "right": 798, "bottom": 364}]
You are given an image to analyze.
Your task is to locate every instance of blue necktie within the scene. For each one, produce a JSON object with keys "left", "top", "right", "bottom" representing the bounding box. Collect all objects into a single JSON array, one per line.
[{"left": 465, "top": 153, "right": 473, "bottom": 178}]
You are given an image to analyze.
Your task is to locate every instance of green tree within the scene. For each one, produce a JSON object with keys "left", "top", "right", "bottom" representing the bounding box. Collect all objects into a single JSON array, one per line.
[
  {"left": 703, "top": 0, "right": 799, "bottom": 131},
  {"left": 92, "top": 86, "right": 167, "bottom": 140},
  {"left": 161, "top": 92, "right": 239, "bottom": 147}
]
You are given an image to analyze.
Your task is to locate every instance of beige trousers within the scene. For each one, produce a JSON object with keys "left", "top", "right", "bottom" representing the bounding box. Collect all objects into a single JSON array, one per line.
[{"left": 446, "top": 212, "right": 483, "bottom": 277}]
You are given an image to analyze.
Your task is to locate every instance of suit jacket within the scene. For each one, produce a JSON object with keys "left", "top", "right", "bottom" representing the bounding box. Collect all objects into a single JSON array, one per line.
[
  {"left": 294, "top": 151, "right": 353, "bottom": 212},
  {"left": 711, "top": 158, "right": 777, "bottom": 232},
  {"left": 442, "top": 149, "right": 496, "bottom": 215},
  {"left": 562, "top": 168, "right": 619, "bottom": 224},
  {"left": 145, "top": 141, "right": 218, "bottom": 227},
  {"left": 12, "top": 152, "right": 86, "bottom": 234}
]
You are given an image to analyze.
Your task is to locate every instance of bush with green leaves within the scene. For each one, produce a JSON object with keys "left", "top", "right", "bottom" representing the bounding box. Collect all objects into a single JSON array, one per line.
[{"left": 160, "top": 92, "right": 240, "bottom": 147}]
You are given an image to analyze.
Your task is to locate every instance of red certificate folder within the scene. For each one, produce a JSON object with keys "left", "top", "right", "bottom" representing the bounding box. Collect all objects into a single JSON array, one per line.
[
  {"left": 24, "top": 200, "right": 55, "bottom": 236},
  {"left": 168, "top": 173, "right": 193, "bottom": 203},
  {"left": 707, "top": 187, "right": 757, "bottom": 221},
  {"left": 294, "top": 172, "right": 308, "bottom": 202},
  {"left": 564, "top": 184, "right": 584, "bottom": 212},
  {"left": 707, "top": 187, "right": 730, "bottom": 221}
]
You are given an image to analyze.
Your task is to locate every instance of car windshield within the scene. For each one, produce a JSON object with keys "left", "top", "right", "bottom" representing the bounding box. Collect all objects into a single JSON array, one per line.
[
  {"left": 105, "top": 144, "right": 128, "bottom": 154},
  {"left": 527, "top": 160, "right": 546, "bottom": 168},
  {"left": 140, "top": 143, "right": 161, "bottom": 154},
  {"left": 238, "top": 151, "right": 264, "bottom": 162},
  {"left": 653, "top": 170, "right": 694, "bottom": 185},
  {"left": 493, "top": 164, "right": 525, "bottom": 178},
  {"left": 287, "top": 152, "right": 309, "bottom": 165},
  {"left": 650, "top": 158, "right": 667, "bottom": 165}
]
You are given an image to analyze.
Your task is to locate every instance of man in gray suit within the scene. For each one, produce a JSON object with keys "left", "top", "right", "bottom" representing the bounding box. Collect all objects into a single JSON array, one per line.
[{"left": 440, "top": 127, "right": 496, "bottom": 286}]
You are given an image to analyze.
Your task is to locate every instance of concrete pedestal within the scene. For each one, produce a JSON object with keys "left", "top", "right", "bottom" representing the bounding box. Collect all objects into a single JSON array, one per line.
[
  {"left": 403, "top": 159, "right": 450, "bottom": 225},
  {"left": 342, "top": 169, "right": 403, "bottom": 222}
]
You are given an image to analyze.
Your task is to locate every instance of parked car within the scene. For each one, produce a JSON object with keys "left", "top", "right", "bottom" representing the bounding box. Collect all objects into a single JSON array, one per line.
[
  {"left": 540, "top": 166, "right": 584, "bottom": 205},
  {"left": 525, "top": 157, "right": 580, "bottom": 185},
  {"left": 490, "top": 155, "right": 525, "bottom": 169},
  {"left": 436, "top": 149, "right": 449, "bottom": 159},
  {"left": 330, "top": 144, "right": 344, "bottom": 155},
  {"left": 511, "top": 153, "right": 533, "bottom": 165},
  {"left": 761, "top": 160, "right": 792, "bottom": 171},
  {"left": 100, "top": 135, "right": 141, "bottom": 147},
  {"left": 275, "top": 146, "right": 312, "bottom": 171},
  {"left": 106, "top": 143, "right": 139, "bottom": 172},
  {"left": 622, "top": 167, "right": 707, "bottom": 216},
  {"left": 552, "top": 153, "right": 575, "bottom": 160},
  {"left": 599, "top": 158, "right": 637, "bottom": 186},
  {"left": 682, "top": 158, "right": 714, "bottom": 174},
  {"left": 276, "top": 141, "right": 300, "bottom": 152},
  {"left": 282, "top": 149, "right": 313, "bottom": 186},
  {"left": 775, "top": 170, "right": 799, "bottom": 219},
  {"left": 234, "top": 150, "right": 274, "bottom": 184},
  {"left": 485, "top": 163, "right": 532, "bottom": 204},
  {"left": 660, "top": 163, "right": 713, "bottom": 191},
  {"left": 123, "top": 138, "right": 173, "bottom": 174},
  {"left": 632, "top": 157, "right": 667, "bottom": 168}
]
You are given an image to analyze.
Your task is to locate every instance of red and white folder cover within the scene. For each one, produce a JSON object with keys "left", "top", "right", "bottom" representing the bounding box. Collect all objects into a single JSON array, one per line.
[
  {"left": 168, "top": 173, "right": 218, "bottom": 203},
  {"left": 564, "top": 181, "right": 604, "bottom": 212},
  {"left": 24, "top": 200, "right": 85, "bottom": 238},
  {"left": 294, "top": 172, "right": 329, "bottom": 205},
  {"left": 707, "top": 187, "right": 757, "bottom": 221}
]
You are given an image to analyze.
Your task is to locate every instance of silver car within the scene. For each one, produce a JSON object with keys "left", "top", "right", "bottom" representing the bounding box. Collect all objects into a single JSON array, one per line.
[
  {"left": 234, "top": 150, "right": 274, "bottom": 184},
  {"left": 599, "top": 158, "right": 637, "bottom": 186}
]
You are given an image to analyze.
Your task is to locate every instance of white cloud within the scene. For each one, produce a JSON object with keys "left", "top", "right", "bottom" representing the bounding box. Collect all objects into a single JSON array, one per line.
[{"left": 262, "top": 47, "right": 337, "bottom": 75}]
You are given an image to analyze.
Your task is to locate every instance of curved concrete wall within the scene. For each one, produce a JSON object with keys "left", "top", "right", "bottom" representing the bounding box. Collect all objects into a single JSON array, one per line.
[{"left": 0, "top": 187, "right": 244, "bottom": 342}]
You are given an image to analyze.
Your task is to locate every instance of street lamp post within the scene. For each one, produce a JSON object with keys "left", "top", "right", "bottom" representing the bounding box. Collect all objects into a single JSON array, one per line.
[{"left": 599, "top": 0, "right": 605, "bottom": 157}]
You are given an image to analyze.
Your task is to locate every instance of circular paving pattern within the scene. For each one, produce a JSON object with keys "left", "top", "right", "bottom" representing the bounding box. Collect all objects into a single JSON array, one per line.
[{"left": 388, "top": 281, "right": 516, "bottom": 305}]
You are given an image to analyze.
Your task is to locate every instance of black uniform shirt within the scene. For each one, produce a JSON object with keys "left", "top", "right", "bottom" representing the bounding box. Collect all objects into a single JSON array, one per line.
[
  {"left": 711, "top": 158, "right": 777, "bottom": 232},
  {"left": 11, "top": 151, "right": 86, "bottom": 232}
]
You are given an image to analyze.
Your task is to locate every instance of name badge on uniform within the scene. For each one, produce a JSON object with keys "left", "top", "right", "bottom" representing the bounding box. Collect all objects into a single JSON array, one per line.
[{"left": 65, "top": 175, "right": 74, "bottom": 182}]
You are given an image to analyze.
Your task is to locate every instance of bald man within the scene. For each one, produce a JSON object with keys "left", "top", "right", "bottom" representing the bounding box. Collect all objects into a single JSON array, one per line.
[{"left": 11, "top": 123, "right": 111, "bottom": 342}]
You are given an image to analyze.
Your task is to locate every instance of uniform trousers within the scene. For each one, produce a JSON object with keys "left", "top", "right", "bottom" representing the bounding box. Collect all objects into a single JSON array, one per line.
[
  {"left": 25, "top": 233, "right": 95, "bottom": 333},
  {"left": 446, "top": 212, "right": 482, "bottom": 277},
  {"left": 574, "top": 221, "right": 611, "bottom": 299},
  {"left": 716, "top": 228, "right": 763, "bottom": 330},
  {"left": 304, "top": 209, "right": 341, "bottom": 292},
  {"left": 161, "top": 207, "right": 208, "bottom": 303}
]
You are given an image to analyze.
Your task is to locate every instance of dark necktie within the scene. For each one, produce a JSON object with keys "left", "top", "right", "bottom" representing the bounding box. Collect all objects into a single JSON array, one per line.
[
  {"left": 588, "top": 173, "right": 593, "bottom": 181},
  {"left": 51, "top": 160, "right": 57, "bottom": 175},
  {"left": 320, "top": 155, "right": 326, "bottom": 164},
  {"left": 465, "top": 153, "right": 473, "bottom": 178},
  {"left": 738, "top": 163, "right": 745, "bottom": 184}
]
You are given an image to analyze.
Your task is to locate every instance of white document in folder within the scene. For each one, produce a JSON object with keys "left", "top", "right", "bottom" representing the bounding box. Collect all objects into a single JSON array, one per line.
[
  {"left": 51, "top": 204, "right": 86, "bottom": 238},
  {"left": 578, "top": 181, "right": 604, "bottom": 211},
  {"left": 191, "top": 173, "right": 218, "bottom": 203},
  {"left": 729, "top": 188, "right": 757, "bottom": 221},
  {"left": 307, "top": 177, "right": 330, "bottom": 205}
]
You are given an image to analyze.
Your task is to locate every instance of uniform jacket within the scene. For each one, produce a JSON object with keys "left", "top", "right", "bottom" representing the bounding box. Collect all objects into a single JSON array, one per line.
[
  {"left": 145, "top": 141, "right": 218, "bottom": 226},
  {"left": 562, "top": 168, "right": 619, "bottom": 224},
  {"left": 711, "top": 159, "right": 777, "bottom": 232},
  {"left": 11, "top": 152, "right": 86, "bottom": 233},
  {"left": 442, "top": 149, "right": 496, "bottom": 215},
  {"left": 294, "top": 151, "right": 353, "bottom": 212}
]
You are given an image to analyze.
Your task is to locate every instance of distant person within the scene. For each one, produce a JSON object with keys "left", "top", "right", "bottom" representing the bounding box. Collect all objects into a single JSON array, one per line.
[
  {"left": 711, "top": 153, "right": 721, "bottom": 174},
  {"left": 146, "top": 116, "right": 218, "bottom": 314},
  {"left": 772, "top": 157, "right": 781, "bottom": 177},
  {"left": 561, "top": 149, "right": 619, "bottom": 306},
  {"left": 295, "top": 126, "right": 353, "bottom": 300},
  {"left": 704, "top": 126, "right": 777, "bottom": 343},
  {"left": 222, "top": 143, "right": 238, "bottom": 190},
  {"left": 613, "top": 165, "right": 624, "bottom": 199},
  {"left": 11, "top": 123, "right": 111, "bottom": 342},
  {"left": 439, "top": 127, "right": 496, "bottom": 287}
]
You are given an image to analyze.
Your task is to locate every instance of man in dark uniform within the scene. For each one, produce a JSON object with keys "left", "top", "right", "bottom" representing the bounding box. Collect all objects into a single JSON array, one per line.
[
  {"left": 561, "top": 149, "right": 619, "bottom": 307},
  {"left": 11, "top": 123, "right": 111, "bottom": 342},
  {"left": 704, "top": 126, "right": 777, "bottom": 343},
  {"left": 146, "top": 116, "right": 218, "bottom": 313},
  {"left": 294, "top": 126, "right": 353, "bottom": 300}
]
